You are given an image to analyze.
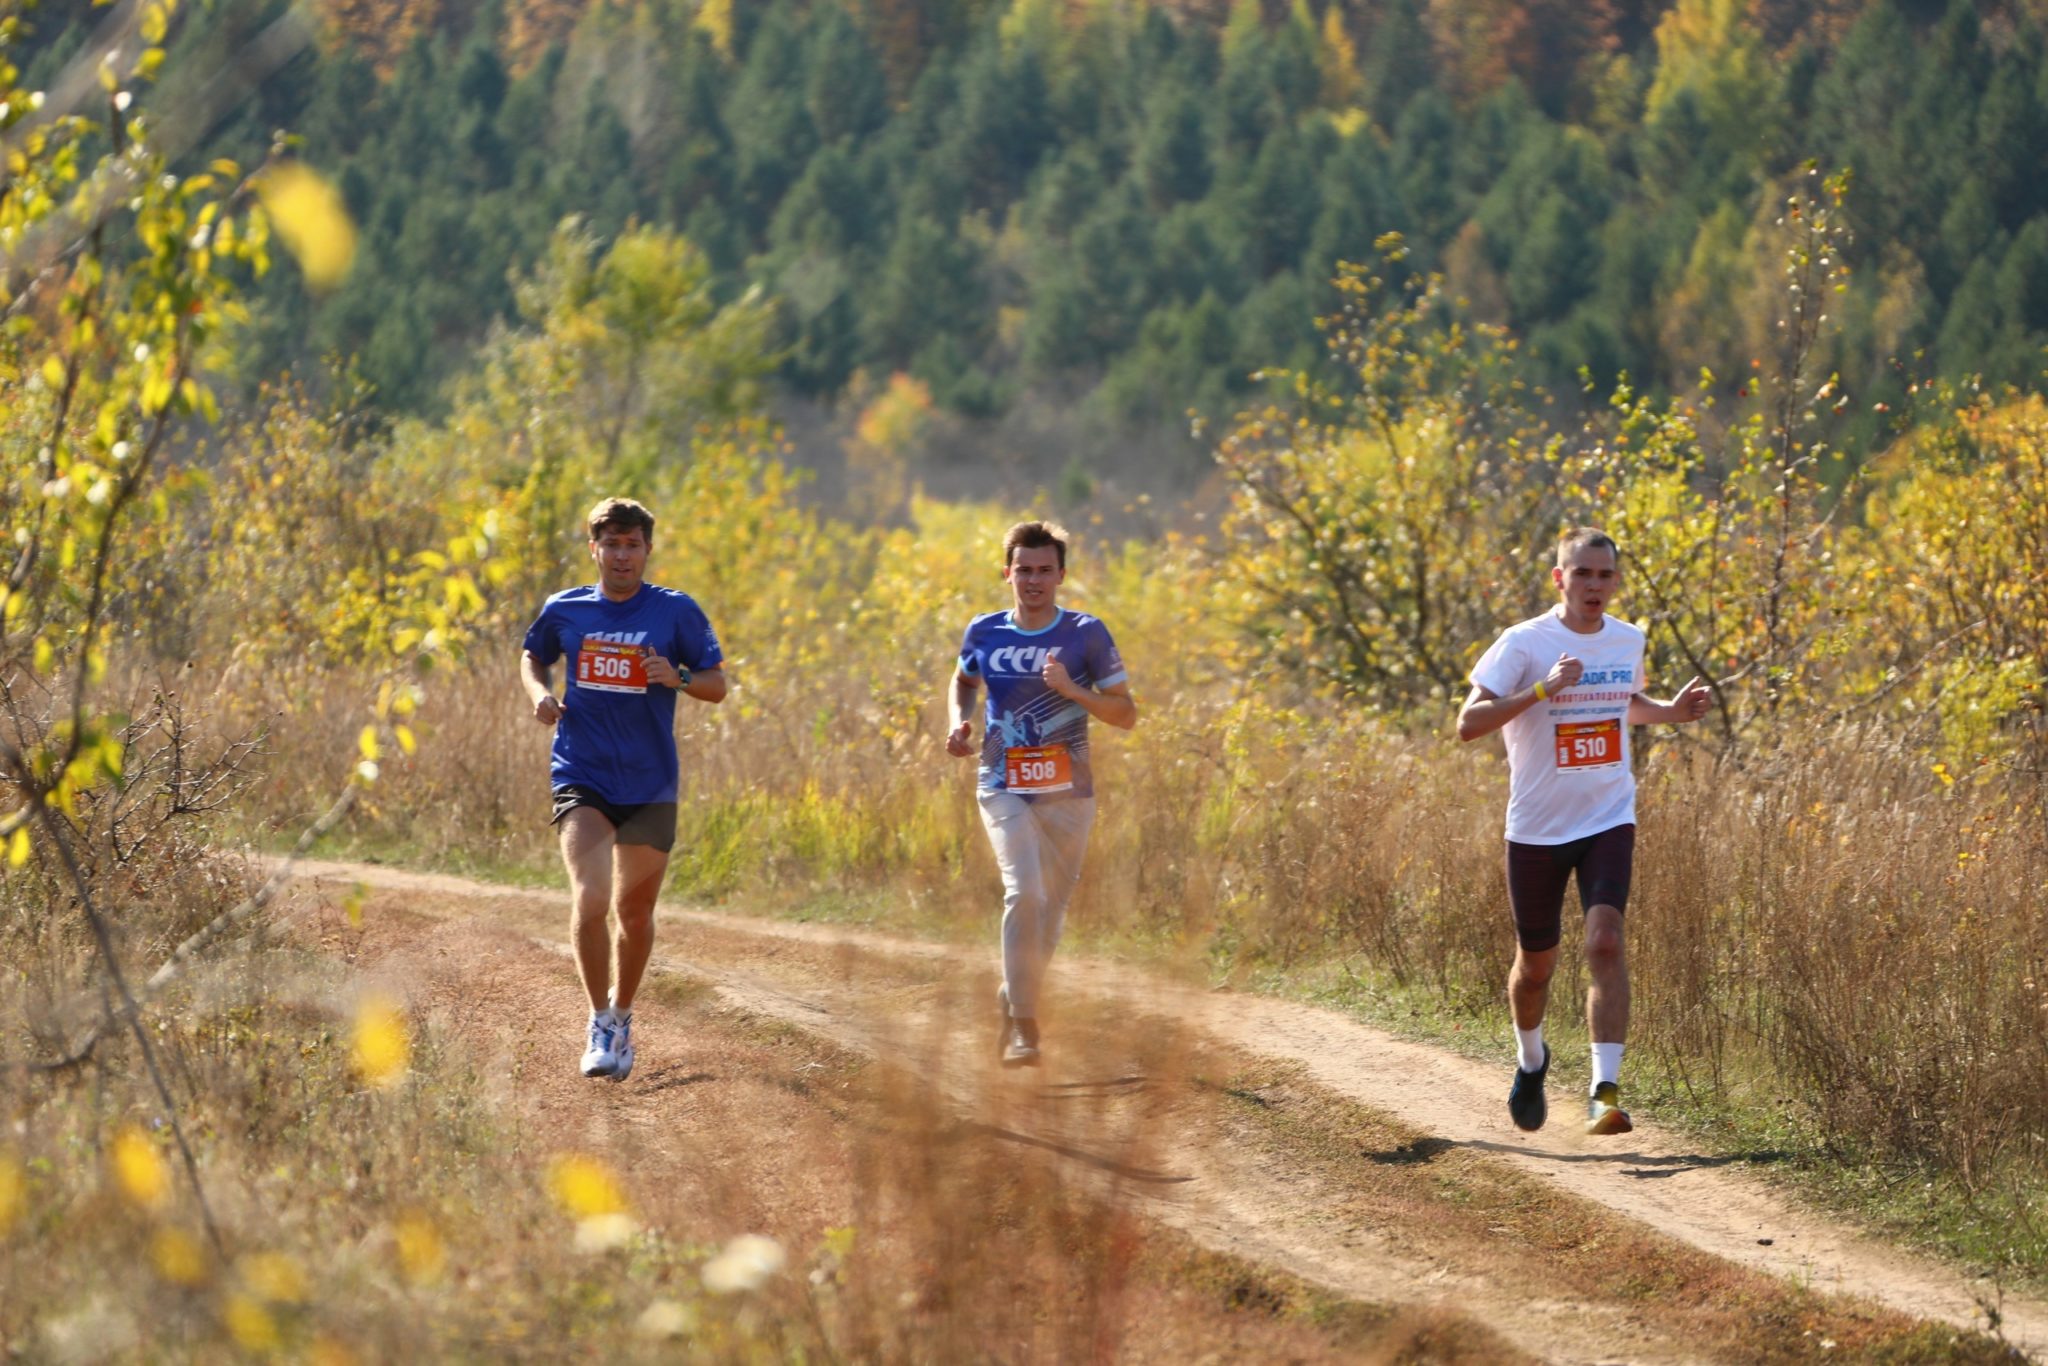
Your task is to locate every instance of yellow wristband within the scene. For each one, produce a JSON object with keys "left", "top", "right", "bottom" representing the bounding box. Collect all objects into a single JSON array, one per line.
[{"left": 1532, "top": 680, "right": 1547, "bottom": 701}]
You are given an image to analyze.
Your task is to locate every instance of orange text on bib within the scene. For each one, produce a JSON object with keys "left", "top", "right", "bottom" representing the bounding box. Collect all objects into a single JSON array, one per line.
[
  {"left": 577, "top": 640, "right": 650, "bottom": 694},
  {"left": 1005, "top": 743, "right": 1074, "bottom": 795},
  {"left": 1554, "top": 718, "right": 1622, "bottom": 769}
]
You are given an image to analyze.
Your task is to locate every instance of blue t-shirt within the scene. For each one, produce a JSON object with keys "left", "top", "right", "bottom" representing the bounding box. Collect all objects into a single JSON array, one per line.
[
  {"left": 521, "top": 584, "right": 723, "bottom": 804},
  {"left": 957, "top": 608, "right": 1127, "bottom": 800}
]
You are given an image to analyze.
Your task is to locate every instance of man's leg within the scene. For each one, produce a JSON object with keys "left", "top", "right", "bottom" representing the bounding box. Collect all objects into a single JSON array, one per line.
[
  {"left": 1584, "top": 904, "right": 1629, "bottom": 1045},
  {"left": 1029, "top": 796, "right": 1095, "bottom": 986},
  {"left": 1503, "top": 839, "right": 1569, "bottom": 1131},
  {"left": 609, "top": 842, "right": 670, "bottom": 1013},
  {"left": 979, "top": 791, "right": 1048, "bottom": 1016},
  {"left": 1508, "top": 944, "right": 1558, "bottom": 1033},
  {"left": 559, "top": 808, "right": 618, "bottom": 1012}
]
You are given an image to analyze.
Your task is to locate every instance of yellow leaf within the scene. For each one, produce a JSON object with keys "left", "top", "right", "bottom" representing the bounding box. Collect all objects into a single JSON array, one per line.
[
  {"left": 9, "top": 827, "right": 30, "bottom": 868},
  {"left": 357, "top": 725, "right": 380, "bottom": 762},
  {"left": 223, "top": 1294, "right": 279, "bottom": 1352},
  {"left": 111, "top": 1126, "right": 170, "bottom": 1210},
  {"left": 395, "top": 725, "right": 416, "bottom": 757},
  {"left": 253, "top": 162, "right": 357, "bottom": 290},
  {"left": 548, "top": 1154, "right": 629, "bottom": 1218},
  {"left": 39, "top": 355, "right": 65, "bottom": 389},
  {"left": 350, "top": 994, "right": 409, "bottom": 1087},
  {"left": 0, "top": 1151, "right": 22, "bottom": 1234},
  {"left": 31, "top": 638, "right": 50, "bottom": 675},
  {"left": 237, "top": 1251, "right": 308, "bottom": 1305},
  {"left": 394, "top": 1211, "right": 446, "bottom": 1285},
  {"left": 150, "top": 1227, "right": 209, "bottom": 1286}
]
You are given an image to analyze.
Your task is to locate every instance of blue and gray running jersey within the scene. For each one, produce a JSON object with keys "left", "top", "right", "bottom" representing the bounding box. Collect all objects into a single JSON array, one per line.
[{"left": 957, "top": 608, "right": 1126, "bottom": 800}]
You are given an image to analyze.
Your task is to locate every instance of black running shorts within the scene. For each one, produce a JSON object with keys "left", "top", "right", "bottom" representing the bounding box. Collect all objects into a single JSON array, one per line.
[
  {"left": 1503, "top": 823, "right": 1635, "bottom": 953},
  {"left": 550, "top": 786, "right": 678, "bottom": 853}
]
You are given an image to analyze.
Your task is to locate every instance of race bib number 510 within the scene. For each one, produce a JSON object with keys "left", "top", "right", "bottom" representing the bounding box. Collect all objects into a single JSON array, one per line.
[
  {"left": 1555, "top": 718, "right": 1622, "bottom": 769},
  {"left": 1005, "top": 744, "right": 1074, "bottom": 795},
  {"left": 576, "top": 640, "right": 649, "bottom": 694}
]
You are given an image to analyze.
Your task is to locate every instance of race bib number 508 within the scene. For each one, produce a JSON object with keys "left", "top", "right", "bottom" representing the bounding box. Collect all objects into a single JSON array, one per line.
[
  {"left": 1005, "top": 744, "right": 1074, "bottom": 795},
  {"left": 1555, "top": 718, "right": 1622, "bottom": 769},
  {"left": 577, "top": 640, "right": 649, "bottom": 694}
]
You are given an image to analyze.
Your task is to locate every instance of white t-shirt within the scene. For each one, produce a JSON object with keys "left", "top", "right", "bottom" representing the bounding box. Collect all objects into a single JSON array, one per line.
[{"left": 1470, "top": 608, "right": 1647, "bottom": 845}]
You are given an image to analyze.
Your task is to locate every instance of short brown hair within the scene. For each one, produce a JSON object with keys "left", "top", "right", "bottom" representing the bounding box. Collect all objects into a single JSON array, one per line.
[
  {"left": 587, "top": 496, "right": 655, "bottom": 544},
  {"left": 1555, "top": 526, "right": 1618, "bottom": 567},
  {"left": 1003, "top": 519, "right": 1069, "bottom": 570}
]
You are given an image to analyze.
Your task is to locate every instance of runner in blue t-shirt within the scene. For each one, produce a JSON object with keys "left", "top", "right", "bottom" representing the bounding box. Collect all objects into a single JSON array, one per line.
[
  {"left": 945, "top": 520, "right": 1137, "bottom": 1067},
  {"left": 520, "top": 497, "right": 726, "bottom": 1081}
]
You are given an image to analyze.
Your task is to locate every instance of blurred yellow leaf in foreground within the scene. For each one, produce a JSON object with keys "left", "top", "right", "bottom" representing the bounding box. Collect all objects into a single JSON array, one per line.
[
  {"left": 238, "top": 1250, "right": 309, "bottom": 1304},
  {"left": 394, "top": 1210, "right": 446, "bottom": 1285},
  {"left": 223, "top": 1293, "right": 280, "bottom": 1352},
  {"left": 111, "top": 1126, "right": 170, "bottom": 1211},
  {"left": 547, "top": 1154, "right": 629, "bottom": 1217},
  {"left": 350, "top": 994, "right": 410, "bottom": 1088},
  {"left": 0, "top": 1151, "right": 22, "bottom": 1233},
  {"left": 150, "top": 1227, "right": 209, "bottom": 1286},
  {"left": 255, "top": 161, "right": 357, "bottom": 290}
]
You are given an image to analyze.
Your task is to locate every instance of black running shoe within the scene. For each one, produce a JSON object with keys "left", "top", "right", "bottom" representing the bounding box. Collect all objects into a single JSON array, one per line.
[{"left": 1508, "top": 1044, "right": 1550, "bottom": 1132}]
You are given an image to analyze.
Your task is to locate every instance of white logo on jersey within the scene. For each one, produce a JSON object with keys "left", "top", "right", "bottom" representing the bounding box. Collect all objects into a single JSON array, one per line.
[
  {"left": 988, "top": 645, "right": 1062, "bottom": 675},
  {"left": 584, "top": 630, "right": 649, "bottom": 646}
]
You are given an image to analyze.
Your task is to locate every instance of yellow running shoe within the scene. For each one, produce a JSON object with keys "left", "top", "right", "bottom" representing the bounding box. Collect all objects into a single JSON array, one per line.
[{"left": 1586, "top": 1082, "right": 1633, "bottom": 1135}]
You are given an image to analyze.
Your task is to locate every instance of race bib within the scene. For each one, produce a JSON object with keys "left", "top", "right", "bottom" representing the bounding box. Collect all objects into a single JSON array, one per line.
[
  {"left": 576, "top": 640, "right": 649, "bottom": 694},
  {"left": 1555, "top": 718, "right": 1622, "bottom": 770},
  {"left": 1005, "top": 744, "right": 1074, "bottom": 795}
]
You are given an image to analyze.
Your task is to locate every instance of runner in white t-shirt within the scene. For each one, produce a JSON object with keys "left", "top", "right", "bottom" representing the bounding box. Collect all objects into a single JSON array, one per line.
[{"left": 1456, "top": 528, "right": 1711, "bottom": 1135}]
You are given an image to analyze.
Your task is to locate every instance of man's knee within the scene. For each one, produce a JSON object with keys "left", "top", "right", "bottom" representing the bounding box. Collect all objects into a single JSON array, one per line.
[
  {"left": 1511, "top": 946, "right": 1558, "bottom": 988},
  {"left": 1585, "top": 909, "right": 1626, "bottom": 970}
]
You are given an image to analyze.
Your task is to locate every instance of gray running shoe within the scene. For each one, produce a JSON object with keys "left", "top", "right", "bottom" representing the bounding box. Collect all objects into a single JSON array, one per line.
[
  {"left": 1001, "top": 1017, "right": 1041, "bottom": 1069},
  {"left": 608, "top": 1013, "right": 634, "bottom": 1082}
]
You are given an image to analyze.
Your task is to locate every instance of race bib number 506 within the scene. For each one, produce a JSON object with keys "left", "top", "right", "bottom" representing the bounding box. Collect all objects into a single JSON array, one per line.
[
  {"left": 577, "top": 640, "right": 649, "bottom": 694},
  {"left": 1555, "top": 718, "right": 1622, "bottom": 769}
]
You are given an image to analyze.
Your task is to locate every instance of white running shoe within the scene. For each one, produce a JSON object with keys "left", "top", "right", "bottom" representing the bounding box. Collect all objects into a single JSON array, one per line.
[
  {"left": 608, "top": 1013, "right": 634, "bottom": 1082},
  {"left": 580, "top": 1013, "right": 618, "bottom": 1078}
]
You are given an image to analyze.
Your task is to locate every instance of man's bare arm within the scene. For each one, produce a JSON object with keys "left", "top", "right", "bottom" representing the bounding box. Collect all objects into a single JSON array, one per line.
[
  {"left": 521, "top": 651, "right": 561, "bottom": 725},
  {"left": 946, "top": 670, "right": 980, "bottom": 756}
]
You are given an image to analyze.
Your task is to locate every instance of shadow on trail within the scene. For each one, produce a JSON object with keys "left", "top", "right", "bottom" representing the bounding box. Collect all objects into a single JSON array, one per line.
[
  {"left": 1363, "top": 1135, "right": 1791, "bottom": 1178},
  {"left": 1372, "top": 1136, "right": 1791, "bottom": 1177},
  {"left": 956, "top": 1120, "right": 1194, "bottom": 1185},
  {"left": 638, "top": 1067, "right": 717, "bottom": 1093},
  {"left": 1040, "top": 1075, "right": 1149, "bottom": 1100}
]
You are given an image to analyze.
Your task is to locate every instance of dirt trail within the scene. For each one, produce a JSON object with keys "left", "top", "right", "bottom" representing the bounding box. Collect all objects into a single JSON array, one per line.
[{"left": 293, "top": 859, "right": 2045, "bottom": 1360}]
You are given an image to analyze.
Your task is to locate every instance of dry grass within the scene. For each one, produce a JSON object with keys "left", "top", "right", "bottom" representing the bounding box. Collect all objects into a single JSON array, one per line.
[{"left": 232, "top": 655, "right": 2048, "bottom": 1280}]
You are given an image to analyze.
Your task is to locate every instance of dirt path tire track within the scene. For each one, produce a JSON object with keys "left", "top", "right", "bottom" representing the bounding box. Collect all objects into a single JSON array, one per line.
[{"left": 293, "top": 860, "right": 2046, "bottom": 1358}]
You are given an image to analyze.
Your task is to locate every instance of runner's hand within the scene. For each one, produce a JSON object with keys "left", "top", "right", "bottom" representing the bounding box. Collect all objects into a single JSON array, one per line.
[
  {"left": 1674, "top": 675, "right": 1711, "bottom": 721},
  {"left": 644, "top": 654, "right": 683, "bottom": 689},
  {"left": 946, "top": 720, "right": 975, "bottom": 757},
  {"left": 1041, "top": 655, "right": 1077, "bottom": 698},
  {"left": 1543, "top": 653, "right": 1583, "bottom": 696},
  {"left": 533, "top": 694, "right": 561, "bottom": 726}
]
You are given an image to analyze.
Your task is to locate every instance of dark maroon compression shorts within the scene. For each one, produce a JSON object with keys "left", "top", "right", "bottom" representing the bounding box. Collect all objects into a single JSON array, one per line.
[{"left": 1504, "top": 823, "right": 1635, "bottom": 952}]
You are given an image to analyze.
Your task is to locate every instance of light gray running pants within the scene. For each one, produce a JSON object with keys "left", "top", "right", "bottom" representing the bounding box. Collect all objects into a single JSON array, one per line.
[{"left": 977, "top": 790, "right": 1096, "bottom": 1020}]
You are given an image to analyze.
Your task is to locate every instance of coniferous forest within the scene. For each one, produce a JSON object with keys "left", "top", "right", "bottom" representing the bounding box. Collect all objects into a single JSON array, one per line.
[{"left": 21, "top": 0, "right": 2048, "bottom": 474}]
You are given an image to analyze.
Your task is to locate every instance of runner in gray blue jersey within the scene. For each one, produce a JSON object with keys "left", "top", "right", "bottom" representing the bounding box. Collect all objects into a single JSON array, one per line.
[{"left": 946, "top": 521, "right": 1138, "bottom": 1067}]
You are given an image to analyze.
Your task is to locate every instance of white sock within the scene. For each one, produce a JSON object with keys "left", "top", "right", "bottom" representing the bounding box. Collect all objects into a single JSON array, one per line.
[
  {"left": 1514, "top": 1025, "right": 1545, "bottom": 1073},
  {"left": 1591, "top": 1042, "right": 1624, "bottom": 1092}
]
